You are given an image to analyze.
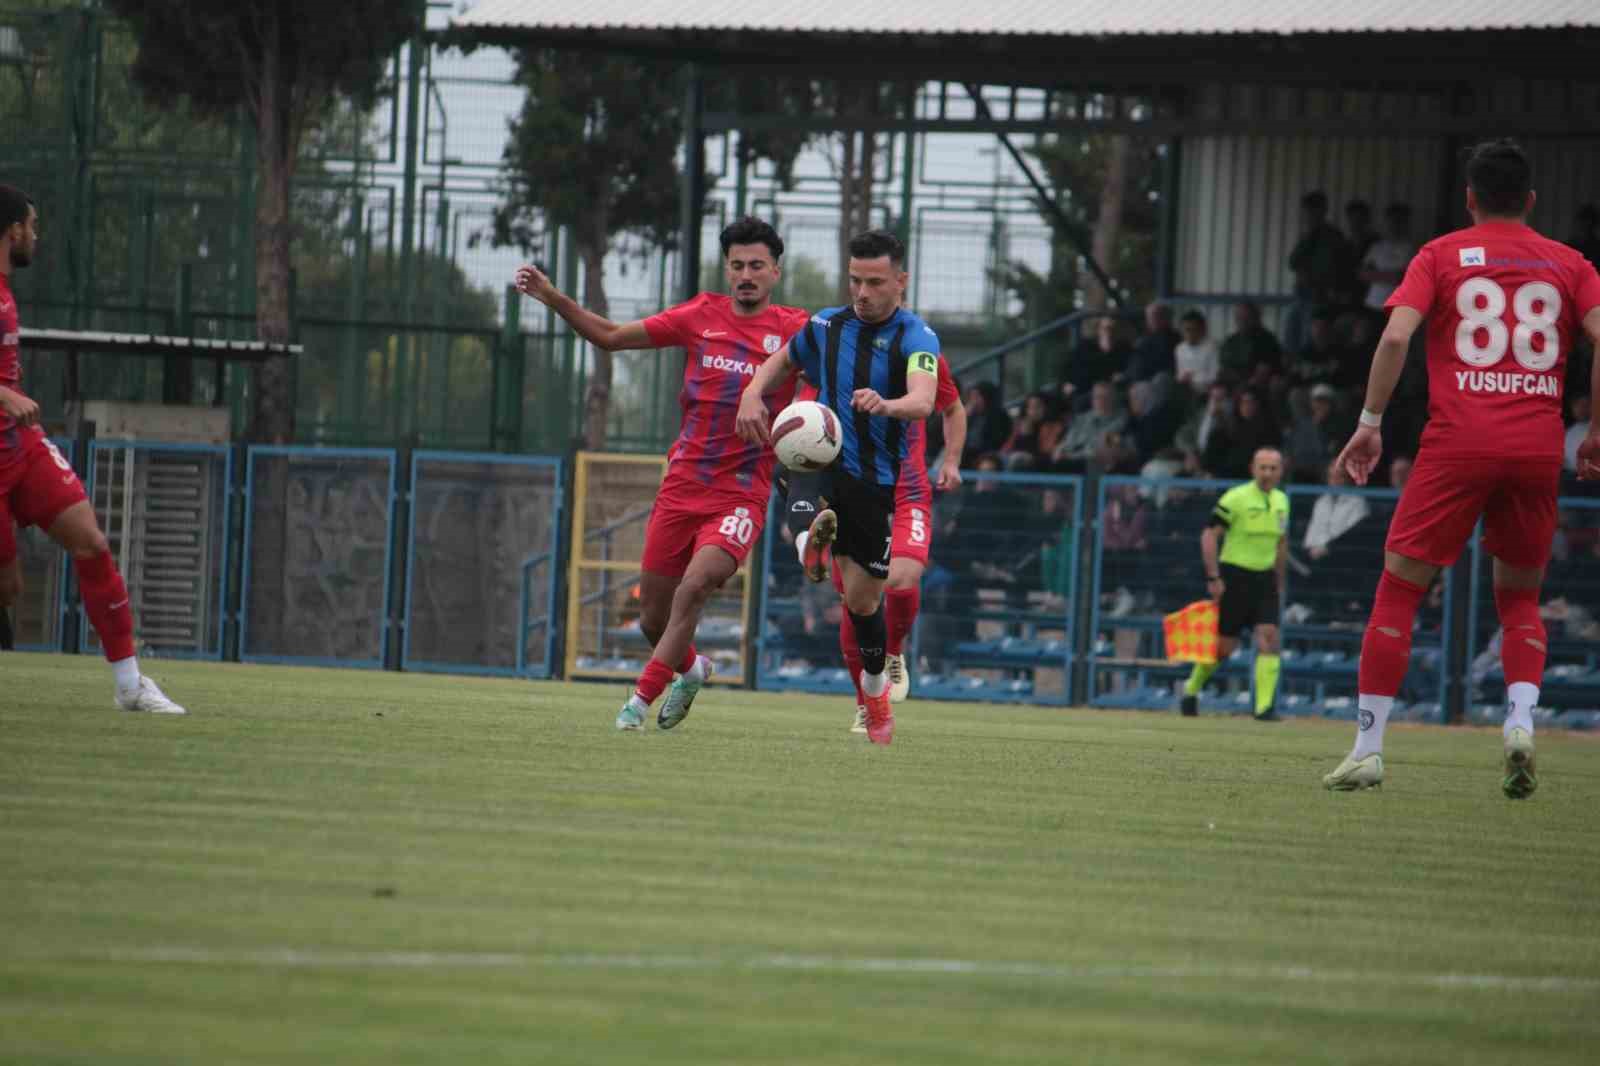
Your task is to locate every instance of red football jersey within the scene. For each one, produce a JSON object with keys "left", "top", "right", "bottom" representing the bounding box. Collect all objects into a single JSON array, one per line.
[
  {"left": 1386, "top": 220, "right": 1600, "bottom": 461},
  {"left": 0, "top": 271, "right": 44, "bottom": 472},
  {"left": 797, "top": 352, "right": 958, "bottom": 507},
  {"left": 643, "top": 292, "right": 809, "bottom": 498}
]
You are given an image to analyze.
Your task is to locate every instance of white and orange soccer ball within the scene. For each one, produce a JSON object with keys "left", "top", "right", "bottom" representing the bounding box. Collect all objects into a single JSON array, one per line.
[{"left": 771, "top": 400, "right": 842, "bottom": 472}]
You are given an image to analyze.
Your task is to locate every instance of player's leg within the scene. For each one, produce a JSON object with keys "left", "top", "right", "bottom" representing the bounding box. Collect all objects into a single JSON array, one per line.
[
  {"left": 0, "top": 515, "right": 19, "bottom": 650},
  {"left": 1481, "top": 460, "right": 1559, "bottom": 799},
  {"left": 883, "top": 535, "right": 928, "bottom": 704},
  {"left": 635, "top": 571, "right": 680, "bottom": 649},
  {"left": 650, "top": 544, "right": 738, "bottom": 729},
  {"left": 42, "top": 500, "right": 184, "bottom": 713},
  {"left": 830, "top": 559, "right": 868, "bottom": 733},
  {"left": 1326, "top": 454, "right": 1485, "bottom": 789},
  {"left": 1181, "top": 567, "right": 1242, "bottom": 716},
  {"left": 838, "top": 554, "right": 892, "bottom": 744},
  {"left": 620, "top": 499, "right": 698, "bottom": 729},
  {"left": 1251, "top": 621, "right": 1282, "bottom": 721},
  {"left": 784, "top": 469, "right": 835, "bottom": 582}
]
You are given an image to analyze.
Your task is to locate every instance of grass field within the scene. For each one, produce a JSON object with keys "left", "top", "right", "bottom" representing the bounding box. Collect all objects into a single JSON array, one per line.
[{"left": 3, "top": 652, "right": 1598, "bottom": 1065}]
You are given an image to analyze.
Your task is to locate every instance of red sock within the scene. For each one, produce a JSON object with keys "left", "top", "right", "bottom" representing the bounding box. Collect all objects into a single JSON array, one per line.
[
  {"left": 884, "top": 586, "right": 920, "bottom": 657},
  {"left": 634, "top": 658, "right": 675, "bottom": 705},
  {"left": 838, "top": 610, "right": 865, "bottom": 706},
  {"left": 1494, "top": 586, "right": 1546, "bottom": 686},
  {"left": 1357, "top": 570, "right": 1425, "bottom": 697},
  {"left": 74, "top": 550, "right": 135, "bottom": 663},
  {"left": 676, "top": 644, "right": 699, "bottom": 675}
]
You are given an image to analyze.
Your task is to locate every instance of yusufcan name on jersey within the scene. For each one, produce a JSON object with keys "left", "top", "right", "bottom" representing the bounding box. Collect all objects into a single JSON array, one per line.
[{"left": 1454, "top": 369, "right": 1561, "bottom": 396}]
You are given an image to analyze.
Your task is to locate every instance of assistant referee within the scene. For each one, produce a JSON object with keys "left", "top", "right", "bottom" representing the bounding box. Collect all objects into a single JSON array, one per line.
[{"left": 1180, "top": 447, "right": 1289, "bottom": 720}]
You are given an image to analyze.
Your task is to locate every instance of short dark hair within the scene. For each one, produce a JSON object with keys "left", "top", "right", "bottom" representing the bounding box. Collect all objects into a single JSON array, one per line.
[
  {"left": 1302, "top": 190, "right": 1329, "bottom": 211},
  {"left": 847, "top": 228, "right": 906, "bottom": 270},
  {"left": 0, "top": 184, "right": 34, "bottom": 231},
  {"left": 1180, "top": 309, "right": 1206, "bottom": 326},
  {"left": 719, "top": 216, "right": 783, "bottom": 261},
  {"left": 1345, "top": 198, "right": 1371, "bottom": 216},
  {"left": 1466, "top": 138, "right": 1532, "bottom": 217}
]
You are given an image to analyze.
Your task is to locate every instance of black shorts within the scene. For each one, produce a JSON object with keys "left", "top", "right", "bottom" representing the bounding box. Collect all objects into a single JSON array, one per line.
[
  {"left": 780, "top": 466, "right": 894, "bottom": 580},
  {"left": 1217, "top": 562, "right": 1279, "bottom": 635}
]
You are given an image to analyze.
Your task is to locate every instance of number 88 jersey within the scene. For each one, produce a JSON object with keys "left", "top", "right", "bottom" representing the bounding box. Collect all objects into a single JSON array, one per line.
[{"left": 1387, "top": 219, "right": 1600, "bottom": 461}]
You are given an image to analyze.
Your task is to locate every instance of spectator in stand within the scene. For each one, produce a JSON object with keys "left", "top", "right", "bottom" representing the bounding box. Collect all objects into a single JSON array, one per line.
[
  {"left": 1101, "top": 483, "right": 1150, "bottom": 552},
  {"left": 1359, "top": 203, "right": 1415, "bottom": 314},
  {"left": 1174, "top": 308, "right": 1219, "bottom": 397},
  {"left": 1052, "top": 380, "right": 1126, "bottom": 472},
  {"left": 1126, "top": 301, "right": 1179, "bottom": 386},
  {"left": 1285, "top": 190, "right": 1351, "bottom": 352},
  {"left": 1342, "top": 199, "right": 1379, "bottom": 303},
  {"left": 1285, "top": 383, "right": 1351, "bottom": 483},
  {"left": 1564, "top": 392, "right": 1592, "bottom": 482},
  {"left": 1062, "top": 316, "right": 1129, "bottom": 411},
  {"left": 1176, "top": 380, "right": 1233, "bottom": 462},
  {"left": 1219, "top": 301, "right": 1284, "bottom": 386},
  {"left": 960, "top": 381, "right": 1012, "bottom": 467},
  {"left": 1201, "top": 387, "right": 1280, "bottom": 479},
  {"left": 1387, "top": 454, "right": 1412, "bottom": 493},
  {"left": 1333, "top": 308, "right": 1380, "bottom": 392},
  {"left": 1566, "top": 203, "right": 1600, "bottom": 266},
  {"left": 1287, "top": 309, "right": 1342, "bottom": 388},
  {"left": 1000, "top": 390, "right": 1068, "bottom": 471},
  {"left": 1304, "top": 458, "right": 1372, "bottom": 563},
  {"left": 1119, "top": 379, "right": 1181, "bottom": 469}
]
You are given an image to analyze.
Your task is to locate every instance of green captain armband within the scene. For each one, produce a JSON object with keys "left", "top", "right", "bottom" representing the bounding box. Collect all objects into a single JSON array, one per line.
[{"left": 907, "top": 351, "right": 938, "bottom": 376}]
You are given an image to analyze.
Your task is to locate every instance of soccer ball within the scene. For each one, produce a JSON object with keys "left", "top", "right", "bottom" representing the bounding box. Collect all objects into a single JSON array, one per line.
[{"left": 772, "top": 400, "right": 842, "bottom": 472}]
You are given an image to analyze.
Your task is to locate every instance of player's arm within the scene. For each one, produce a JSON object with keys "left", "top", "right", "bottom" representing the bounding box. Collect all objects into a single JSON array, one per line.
[
  {"left": 1201, "top": 508, "right": 1227, "bottom": 600},
  {"left": 1579, "top": 306, "right": 1600, "bottom": 480},
  {"left": 1334, "top": 305, "right": 1423, "bottom": 485},
  {"left": 0, "top": 384, "right": 39, "bottom": 426},
  {"left": 513, "top": 263, "right": 654, "bottom": 351},
  {"left": 854, "top": 352, "right": 938, "bottom": 420},
  {"left": 734, "top": 345, "right": 798, "bottom": 445},
  {"left": 935, "top": 398, "right": 967, "bottom": 491},
  {"left": 1275, "top": 532, "right": 1288, "bottom": 588}
]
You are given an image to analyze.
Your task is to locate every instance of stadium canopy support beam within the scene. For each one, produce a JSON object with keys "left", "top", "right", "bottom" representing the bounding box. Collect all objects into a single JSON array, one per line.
[
  {"left": 678, "top": 65, "right": 707, "bottom": 304},
  {"left": 960, "top": 83, "right": 1125, "bottom": 309}
]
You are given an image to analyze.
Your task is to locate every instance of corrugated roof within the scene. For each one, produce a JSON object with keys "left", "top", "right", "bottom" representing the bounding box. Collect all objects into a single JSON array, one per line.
[{"left": 454, "top": 1, "right": 1600, "bottom": 37}]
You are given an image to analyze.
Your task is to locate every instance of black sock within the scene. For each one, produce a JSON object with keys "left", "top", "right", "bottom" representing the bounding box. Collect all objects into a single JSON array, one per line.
[
  {"left": 849, "top": 605, "right": 887, "bottom": 676},
  {"left": 783, "top": 470, "right": 827, "bottom": 541},
  {"left": 0, "top": 608, "right": 13, "bottom": 651}
]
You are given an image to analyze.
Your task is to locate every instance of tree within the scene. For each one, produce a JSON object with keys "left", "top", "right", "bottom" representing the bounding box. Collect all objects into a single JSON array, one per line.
[{"left": 103, "top": 0, "right": 422, "bottom": 442}]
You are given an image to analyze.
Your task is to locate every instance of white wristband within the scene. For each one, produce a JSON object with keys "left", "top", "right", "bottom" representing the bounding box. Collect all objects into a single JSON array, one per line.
[{"left": 1358, "top": 408, "right": 1383, "bottom": 428}]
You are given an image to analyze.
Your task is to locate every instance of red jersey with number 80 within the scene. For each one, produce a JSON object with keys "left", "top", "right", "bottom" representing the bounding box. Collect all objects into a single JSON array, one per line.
[{"left": 1386, "top": 219, "right": 1600, "bottom": 461}]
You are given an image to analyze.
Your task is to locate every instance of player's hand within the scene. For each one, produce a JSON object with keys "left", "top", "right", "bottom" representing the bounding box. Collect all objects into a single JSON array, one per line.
[
  {"left": 1206, "top": 577, "right": 1224, "bottom": 601},
  {"left": 1334, "top": 424, "right": 1383, "bottom": 485},
  {"left": 1578, "top": 430, "right": 1600, "bottom": 481},
  {"left": 735, "top": 388, "right": 770, "bottom": 446},
  {"left": 936, "top": 461, "right": 963, "bottom": 492},
  {"left": 513, "top": 262, "right": 555, "bottom": 303},
  {"left": 0, "top": 386, "right": 39, "bottom": 427},
  {"left": 852, "top": 388, "right": 887, "bottom": 415}
]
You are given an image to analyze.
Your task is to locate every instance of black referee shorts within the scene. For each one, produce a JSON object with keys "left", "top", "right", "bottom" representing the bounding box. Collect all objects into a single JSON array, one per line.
[
  {"left": 1217, "top": 562, "right": 1279, "bottom": 635},
  {"left": 778, "top": 466, "right": 894, "bottom": 580}
]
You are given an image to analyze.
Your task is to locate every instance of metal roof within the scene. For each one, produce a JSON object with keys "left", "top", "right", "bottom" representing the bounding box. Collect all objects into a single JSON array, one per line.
[{"left": 453, "top": 1, "right": 1600, "bottom": 37}]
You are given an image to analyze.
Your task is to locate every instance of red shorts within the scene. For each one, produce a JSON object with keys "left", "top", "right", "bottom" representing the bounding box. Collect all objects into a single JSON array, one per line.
[
  {"left": 891, "top": 499, "right": 934, "bottom": 568},
  {"left": 1384, "top": 452, "right": 1560, "bottom": 570},
  {"left": 0, "top": 435, "right": 89, "bottom": 566},
  {"left": 640, "top": 484, "right": 767, "bottom": 578}
]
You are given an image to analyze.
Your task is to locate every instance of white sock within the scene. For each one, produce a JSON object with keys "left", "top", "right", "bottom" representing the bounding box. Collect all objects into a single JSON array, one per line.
[
  {"left": 112, "top": 656, "right": 140, "bottom": 693},
  {"left": 1351, "top": 693, "right": 1394, "bottom": 759},
  {"left": 795, "top": 531, "right": 810, "bottom": 565},
  {"left": 684, "top": 655, "right": 707, "bottom": 683},
  {"left": 861, "top": 670, "right": 888, "bottom": 698},
  {"left": 626, "top": 692, "right": 650, "bottom": 713},
  {"left": 1505, "top": 681, "right": 1538, "bottom": 738}
]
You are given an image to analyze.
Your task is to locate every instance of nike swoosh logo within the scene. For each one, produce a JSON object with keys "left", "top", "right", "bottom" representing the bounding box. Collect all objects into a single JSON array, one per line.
[
  {"left": 110, "top": 599, "right": 129, "bottom": 610},
  {"left": 702, "top": 330, "right": 727, "bottom": 338}
]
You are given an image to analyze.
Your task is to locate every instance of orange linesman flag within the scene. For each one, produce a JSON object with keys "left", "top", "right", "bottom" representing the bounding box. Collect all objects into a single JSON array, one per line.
[{"left": 1164, "top": 600, "right": 1219, "bottom": 664}]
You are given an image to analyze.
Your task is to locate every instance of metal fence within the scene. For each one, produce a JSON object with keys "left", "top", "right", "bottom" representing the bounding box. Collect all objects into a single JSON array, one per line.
[
  {"left": 756, "top": 472, "right": 1084, "bottom": 705},
  {"left": 241, "top": 447, "right": 398, "bottom": 668},
  {"left": 81, "top": 441, "right": 232, "bottom": 660},
  {"left": 404, "top": 451, "right": 563, "bottom": 677},
  {"left": 1087, "top": 477, "right": 1452, "bottom": 722}
]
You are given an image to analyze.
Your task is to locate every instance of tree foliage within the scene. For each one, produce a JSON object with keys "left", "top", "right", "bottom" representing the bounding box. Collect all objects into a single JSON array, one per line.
[{"left": 104, "top": 0, "right": 421, "bottom": 441}]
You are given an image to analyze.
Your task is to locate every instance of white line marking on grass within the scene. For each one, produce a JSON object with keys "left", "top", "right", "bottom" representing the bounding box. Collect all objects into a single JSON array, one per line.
[{"left": 76, "top": 948, "right": 1600, "bottom": 994}]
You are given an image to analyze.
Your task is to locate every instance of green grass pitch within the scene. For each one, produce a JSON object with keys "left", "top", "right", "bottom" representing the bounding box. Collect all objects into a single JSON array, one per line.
[{"left": 3, "top": 652, "right": 1598, "bottom": 1064}]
